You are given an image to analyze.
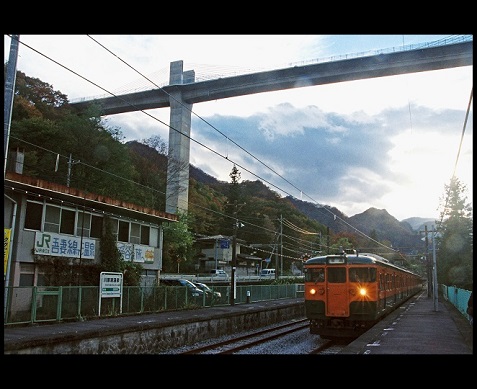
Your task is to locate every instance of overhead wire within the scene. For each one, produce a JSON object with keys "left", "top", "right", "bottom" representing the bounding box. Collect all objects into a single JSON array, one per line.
[
  {"left": 3, "top": 35, "right": 425, "bottom": 256},
  {"left": 83, "top": 34, "right": 415, "bottom": 254},
  {"left": 8, "top": 34, "right": 470, "bottom": 258},
  {"left": 435, "top": 86, "right": 473, "bottom": 230}
]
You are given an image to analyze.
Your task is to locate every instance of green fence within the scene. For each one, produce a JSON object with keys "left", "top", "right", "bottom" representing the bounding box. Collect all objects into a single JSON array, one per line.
[{"left": 4, "top": 283, "right": 303, "bottom": 326}]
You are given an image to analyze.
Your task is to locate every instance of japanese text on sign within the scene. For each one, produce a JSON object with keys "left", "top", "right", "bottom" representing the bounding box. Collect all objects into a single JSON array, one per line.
[{"left": 34, "top": 232, "right": 95, "bottom": 259}]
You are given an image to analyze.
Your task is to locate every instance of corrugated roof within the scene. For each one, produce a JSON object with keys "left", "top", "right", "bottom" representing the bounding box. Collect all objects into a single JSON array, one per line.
[{"left": 5, "top": 171, "right": 178, "bottom": 224}]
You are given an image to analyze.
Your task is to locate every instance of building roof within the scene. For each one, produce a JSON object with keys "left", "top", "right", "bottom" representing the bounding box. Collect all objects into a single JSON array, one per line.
[{"left": 4, "top": 171, "right": 178, "bottom": 225}]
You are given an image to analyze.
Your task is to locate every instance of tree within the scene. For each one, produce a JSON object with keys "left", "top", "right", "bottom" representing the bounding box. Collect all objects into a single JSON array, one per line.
[
  {"left": 436, "top": 177, "right": 473, "bottom": 288},
  {"left": 7, "top": 69, "right": 140, "bottom": 203},
  {"left": 330, "top": 237, "right": 354, "bottom": 254},
  {"left": 217, "top": 164, "right": 243, "bottom": 236},
  {"left": 162, "top": 212, "right": 196, "bottom": 273},
  {"left": 228, "top": 164, "right": 241, "bottom": 204},
  {"left": 141, "top": 135, "right": 168, "bottom": 155},
  {"left": 100, "top": 217, "right": 122, "bottom": 273}
]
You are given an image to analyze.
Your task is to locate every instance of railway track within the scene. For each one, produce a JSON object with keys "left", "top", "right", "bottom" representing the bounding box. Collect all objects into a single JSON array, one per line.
[
  {"left": 180, "top": 318, "right": 310, "bottom": 354},
  {"left": 308, "top": 339, "right": 350, "bottom": 354},
  {"left": 170, "top": 318, "right": 352, "bottom": 355}
]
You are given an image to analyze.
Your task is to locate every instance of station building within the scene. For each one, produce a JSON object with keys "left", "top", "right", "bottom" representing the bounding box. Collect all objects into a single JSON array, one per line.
[{"left": 4, "top": 150, "right": 178, "bottom": 290}]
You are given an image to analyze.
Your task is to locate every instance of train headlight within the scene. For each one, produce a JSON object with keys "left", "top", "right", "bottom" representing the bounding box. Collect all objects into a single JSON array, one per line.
[
  {"left": 359, "top": 288, "right": 367, "bottom": 296},
  {"left": 310, "top": 288, "right": 317, "bottom": 295}
]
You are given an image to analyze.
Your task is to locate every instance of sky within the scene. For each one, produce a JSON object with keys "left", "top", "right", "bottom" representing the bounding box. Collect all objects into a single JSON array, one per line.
[{"left": 4, "top": 34, "right": 473, "bottom": 221}]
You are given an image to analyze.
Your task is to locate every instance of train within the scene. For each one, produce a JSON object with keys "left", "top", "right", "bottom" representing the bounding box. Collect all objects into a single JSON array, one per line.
[{"left": 303, "top": 251, "right": 423, "bottom": 339}]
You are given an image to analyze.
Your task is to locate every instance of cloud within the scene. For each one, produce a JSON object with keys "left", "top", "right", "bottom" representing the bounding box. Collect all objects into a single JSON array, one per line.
[{"left": 187, "top": 102, "right": 471, "bottom": 219}]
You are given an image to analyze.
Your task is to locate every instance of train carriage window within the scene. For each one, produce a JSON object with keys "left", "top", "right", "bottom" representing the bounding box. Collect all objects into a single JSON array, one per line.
[
  {"left": 305, "top": 268, "right": 325, "bottom": 282},
  {"left": 379, "top": 273, "right": 385, "bottom": 290},
  {"left": 327, "top": 268, "right": 346, "bottom": 283},
  {"left": 349, "top": 268, "right": 376, "bottom": 282}
]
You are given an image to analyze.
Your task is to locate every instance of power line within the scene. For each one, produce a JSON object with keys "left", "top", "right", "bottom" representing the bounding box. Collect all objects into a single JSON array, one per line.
[{"left": 9, "top": 34, "right": 469, "bottom": 256}]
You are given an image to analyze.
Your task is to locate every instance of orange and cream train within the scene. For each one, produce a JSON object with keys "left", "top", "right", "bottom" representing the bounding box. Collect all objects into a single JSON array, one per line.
[{"left": 303, "top": 252, "right": 423, "bottom": 339}]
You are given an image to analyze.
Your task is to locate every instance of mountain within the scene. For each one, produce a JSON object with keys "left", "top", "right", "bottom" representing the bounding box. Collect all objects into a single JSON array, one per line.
[
  {"left": 188, "top": 165, "right": 426, "bottom": 253},
  {"left": 286, "top": 198, "right": 424, "bottom": 254},
  {"left": 401, "top": 217, "right": 438, "bottom": 231},
  {"left": 124, "top": 141, "right": 427, "bottom": 254}
]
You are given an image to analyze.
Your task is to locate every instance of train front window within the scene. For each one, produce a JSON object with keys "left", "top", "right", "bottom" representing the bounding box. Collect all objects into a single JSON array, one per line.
[
  {"left": 349, "top": 267, "right": 376, "bottom": 282},
  {"left": 305, "top": 268, "right": 325, "bottom": 282},
  {"left": 327, "top": 268, "right": 346, "bottom": 283}
]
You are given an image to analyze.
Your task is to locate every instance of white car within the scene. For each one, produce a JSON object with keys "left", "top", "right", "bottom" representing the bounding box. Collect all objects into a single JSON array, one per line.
[
  {"left": 260, "top": 269, "right": 276, "bottom": 277},
  {"left": 209, "top": 269, "right": 229, "bottom": 279}
]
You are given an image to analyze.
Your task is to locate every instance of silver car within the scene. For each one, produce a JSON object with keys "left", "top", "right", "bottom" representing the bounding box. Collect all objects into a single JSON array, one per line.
[{"left": 193, "top": 282, "right": 221, "bottom": 299}]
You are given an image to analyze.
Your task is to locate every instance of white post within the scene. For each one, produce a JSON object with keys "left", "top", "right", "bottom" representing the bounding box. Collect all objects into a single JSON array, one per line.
[
  {"left": 214, "top": 238, "right": 218, "bottom": 270},
  {"left": 432, "top": 226, "right": 439, "bottom": 311}
]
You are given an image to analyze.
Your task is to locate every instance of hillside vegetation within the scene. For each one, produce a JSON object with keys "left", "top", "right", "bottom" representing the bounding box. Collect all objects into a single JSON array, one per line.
[{"left": 6, "top": 68, "right": 429, "bottom": 275}]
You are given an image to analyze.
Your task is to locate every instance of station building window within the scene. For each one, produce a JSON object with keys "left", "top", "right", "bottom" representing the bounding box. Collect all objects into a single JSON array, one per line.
[
  {"left": 75, "top": 212, "right": 103, "bottom": 239},
  {"left": 141, "top": 225, "right": 150, "bottom": 245},
  {"left": 24, "top": 197, "right": 155, "bottom": 246},
  {"left": 24, "top": 200, "right": 43, "bottom": 231},
  {"left": 44, "top": 205, "right": 75, "bottom": 235},
  {"left": 19, "top": 263, "right": 35, "bottom": 287},
  {"left": 118, "top": 220, "right": 130, "bottom": 242}
]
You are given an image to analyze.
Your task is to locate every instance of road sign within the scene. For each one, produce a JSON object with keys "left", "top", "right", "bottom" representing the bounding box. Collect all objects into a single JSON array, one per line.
[{"left": 220, "top": 240, "right": 230, "bottom": 249}]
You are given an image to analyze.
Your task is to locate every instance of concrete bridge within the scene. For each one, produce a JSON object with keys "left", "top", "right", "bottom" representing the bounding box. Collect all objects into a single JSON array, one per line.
[{"left": 71, "top": 40, "right": 473, "bottom": 215}]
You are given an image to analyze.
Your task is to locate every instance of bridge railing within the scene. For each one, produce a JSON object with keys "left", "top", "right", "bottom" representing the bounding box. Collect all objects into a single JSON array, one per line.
[{"left": 70, "top": 35, "right": 473, "bottom": 104}]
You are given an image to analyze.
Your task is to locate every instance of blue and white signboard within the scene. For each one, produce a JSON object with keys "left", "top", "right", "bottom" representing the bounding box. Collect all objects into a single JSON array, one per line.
[
  {"left": 34, "top": 231, "right": 95, "bottom": 259},
  {"left": 220, "top": 240, "right": 230, "bottom": 249}
]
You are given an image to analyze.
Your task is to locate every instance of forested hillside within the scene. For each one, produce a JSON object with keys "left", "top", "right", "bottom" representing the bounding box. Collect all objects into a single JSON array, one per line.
[{"left": 7, "top": 67, "right": 426, "bottom": 267}]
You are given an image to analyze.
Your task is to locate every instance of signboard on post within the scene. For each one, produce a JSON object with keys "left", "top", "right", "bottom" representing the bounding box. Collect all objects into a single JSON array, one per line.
[
  {"left": 99, "top": 272, "right": 123, "bottom": 316},
  {"left": 220, "top": 239, "right": 230, "bottom": 249}
]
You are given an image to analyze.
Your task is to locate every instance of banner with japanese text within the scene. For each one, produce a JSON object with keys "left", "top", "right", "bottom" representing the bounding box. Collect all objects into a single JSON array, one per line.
[
  {"left": 34, "top": 231, "right": 95, "bottom": 259},
  {"left": 116, "top": 242, "right": 155, "bottom": 263}
]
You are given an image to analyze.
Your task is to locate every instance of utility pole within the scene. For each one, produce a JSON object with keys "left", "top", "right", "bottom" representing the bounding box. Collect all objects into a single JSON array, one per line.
[
  {"left": 431, "top": 225, "right": 439, "bottom": 311},
  {"left": 214, "top": 238, "right": 218, "bottom": 271},
  {"left": 420, "top": 225, "right": 432, "bottom": 298},
  {"left": 4, "top": 34, "right": 19, "bottom": 179},
  {"left": 228, "top": 201, "right": 245, "bottom": 305},
  {"left": 279, "top": 214, "right": 283, "bottom": 278},
  {"left": 425, "top": 225, "right": 431, "bottom": 297},
  {"left": 326, "top": 227, "right": 330, "bottom": 254},
  {"left": 66, "top": 154, "right": 80, "bottom": 187}
]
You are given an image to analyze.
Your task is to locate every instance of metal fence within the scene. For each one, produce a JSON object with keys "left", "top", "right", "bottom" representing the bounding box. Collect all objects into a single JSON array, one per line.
[
  {"left": 5, "top": 283, "right": 469, "bottom": 327},
  {"left": 4, "top": 283, "right": 304, "bottom": 326},
  {"left": 441, "top": 284, "right": 472, "bottom": 323}
]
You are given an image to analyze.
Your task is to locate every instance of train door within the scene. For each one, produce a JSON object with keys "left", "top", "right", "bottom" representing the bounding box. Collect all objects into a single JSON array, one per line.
[{"left": 326, "top": 267, "right": 348, "bottom": 316}]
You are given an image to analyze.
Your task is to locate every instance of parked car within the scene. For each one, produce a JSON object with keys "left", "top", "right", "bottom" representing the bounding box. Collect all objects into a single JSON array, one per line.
[
  {"left": 209, "top": 269, "right": 229, "bottom": 279},
  {"left": 193, "top": 281, "right": 221, "bottom": 299},
  {"left": 160, "top": 278, "right": 204, "bottom": 297},
  {"left": 260, "top": 268, "right": 276, "bottom": 278}
]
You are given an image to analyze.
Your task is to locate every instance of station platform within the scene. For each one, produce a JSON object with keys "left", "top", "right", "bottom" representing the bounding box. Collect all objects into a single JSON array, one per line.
[
  {"left": 340, "top": 290, "right": 473, "bottom": 355},
  {"left": 3, "top": 291, "right": 472, "bottom": 356}
]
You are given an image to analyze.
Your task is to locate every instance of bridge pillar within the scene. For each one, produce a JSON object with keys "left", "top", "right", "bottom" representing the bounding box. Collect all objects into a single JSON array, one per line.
[{"left": 165, "top": 61, "right": 194, "bottom": 214}]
